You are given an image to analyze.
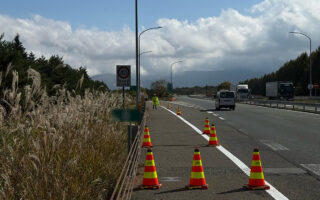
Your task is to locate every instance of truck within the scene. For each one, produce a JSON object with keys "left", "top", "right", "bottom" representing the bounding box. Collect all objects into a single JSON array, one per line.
[
  {"left": 230, "top": 84, "right": 250, "bottom": 101},
  {"left": 266, "top": 81, "right": 294, "bottom": 100}
]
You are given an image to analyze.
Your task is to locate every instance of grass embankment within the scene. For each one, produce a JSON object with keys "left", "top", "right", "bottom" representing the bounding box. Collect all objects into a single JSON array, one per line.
[{"left": 0, "top": 69, "right": 133, "bottom": 199}]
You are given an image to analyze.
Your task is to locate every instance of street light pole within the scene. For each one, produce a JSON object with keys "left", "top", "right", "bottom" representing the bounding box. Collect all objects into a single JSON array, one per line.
[
  {"left": 170, "top": 61, "right": 182, "bottom": 89},
  {"left": 138, "top": 26, "right": 162, "bottom": 101},
  {"left": 138, "top": 51, "right": 152, "bottom": 88},
  {"left": 290, "top": 31, "right": 312, "bottom": 96},
  {"left": 135, "top": 0, "right": 139, "bottom": 108}
]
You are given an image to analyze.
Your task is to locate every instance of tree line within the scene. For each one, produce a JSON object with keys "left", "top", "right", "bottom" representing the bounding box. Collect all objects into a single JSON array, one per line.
[
  {"left": 0, "top": 34, "right": 108, "bottom": 98},
  {"left": 241, "top": 47, "right": 320, "bottom": 96}
]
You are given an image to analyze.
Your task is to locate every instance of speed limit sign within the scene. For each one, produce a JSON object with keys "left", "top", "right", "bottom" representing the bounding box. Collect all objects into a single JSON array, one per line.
[{"left": 116, "top": 65, "right": 131, "bottom": 87}]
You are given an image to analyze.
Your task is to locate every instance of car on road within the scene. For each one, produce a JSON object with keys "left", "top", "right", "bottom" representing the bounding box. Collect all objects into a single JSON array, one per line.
[{"left": 215, "top": 90, "right": 235, "bottom": 110}]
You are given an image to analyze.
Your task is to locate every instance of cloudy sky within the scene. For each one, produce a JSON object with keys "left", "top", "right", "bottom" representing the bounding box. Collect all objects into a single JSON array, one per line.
[{"left": 1, "top": 0, "right": 319, "bottom": 80}]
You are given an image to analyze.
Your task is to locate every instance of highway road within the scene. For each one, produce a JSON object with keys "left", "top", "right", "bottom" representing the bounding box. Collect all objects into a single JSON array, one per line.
[{"left": 132, "top": 96, "right": 320, "bottom": 200}]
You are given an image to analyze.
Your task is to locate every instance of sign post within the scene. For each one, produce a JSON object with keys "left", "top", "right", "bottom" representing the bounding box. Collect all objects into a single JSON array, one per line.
[
  {"left": 314, "top": 83, "right": 319, "bottom": 96},
  {"left": 117, "top": 65, "right": 131, "bottom": 108}
]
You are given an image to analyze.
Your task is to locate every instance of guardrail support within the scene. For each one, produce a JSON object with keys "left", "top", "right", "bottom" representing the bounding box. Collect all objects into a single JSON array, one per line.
[{"left": 128, "top": 124, "right": 138, "bottom": 153}]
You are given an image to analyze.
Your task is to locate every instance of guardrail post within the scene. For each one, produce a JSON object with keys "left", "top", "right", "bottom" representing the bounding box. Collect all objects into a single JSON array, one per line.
[{"left": 128, "top": 124, "right": 138, "bottom": 154}]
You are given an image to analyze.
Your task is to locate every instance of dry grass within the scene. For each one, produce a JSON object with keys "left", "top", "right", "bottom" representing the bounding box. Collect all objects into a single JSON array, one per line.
[{"left": 0, "top": 68, "right": 133, "bottom": 199}]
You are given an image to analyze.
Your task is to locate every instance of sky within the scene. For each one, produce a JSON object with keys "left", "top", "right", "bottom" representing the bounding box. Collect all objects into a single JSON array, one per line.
[{"left": 0, "top": 0, "right": 320, "bottom": 80}]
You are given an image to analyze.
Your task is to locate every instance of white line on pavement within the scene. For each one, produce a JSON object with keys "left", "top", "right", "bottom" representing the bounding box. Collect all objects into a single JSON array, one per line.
[
  {"left": 207, "top": 111, "right": 213, "bottom": 114},
  {"left": 301, "top": 164, "right": 320, "bottom": 176},
  {"left": 218, "top": 117, "right": 225, "bottom": 120},
  {"left": 260, "top": 140, "right": 289, "bottom": 151},
  {"left": 161, "top": 106, "right": 289, "bottom": 200},
  {"left": 213, "top": 114, "right": 218, "bottom": 116}
]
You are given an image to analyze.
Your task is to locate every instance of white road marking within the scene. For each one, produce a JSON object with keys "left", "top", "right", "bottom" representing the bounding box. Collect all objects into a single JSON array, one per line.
[
  {"left": 160, "top": 177, "right": 181, "bottom": 182},
  {"left": 218, "top": 117, "right": 225, "bottom": 120},
  {"left": 260, "top": 140, "right": 289, "bottom": 151},
  {"left": 213, "top": 114, "right": 218, "bottom": 117},
  {"left": 161, "top": 106, "right": 289, "bottom": 200},
  {"left": 207, "top": 111, "right": 213, "bottom": 114},
  {"left": 301, "top": 164, "right": 320, "bottom": 176}
]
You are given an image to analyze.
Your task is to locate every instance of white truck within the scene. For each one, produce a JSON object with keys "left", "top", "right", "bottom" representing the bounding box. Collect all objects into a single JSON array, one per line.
[
  {"left": 266, "top": 81, "right": 294, "bottom": 100},
  {"left": 230, "top": 84, "right": 250, "bottom": 101}
]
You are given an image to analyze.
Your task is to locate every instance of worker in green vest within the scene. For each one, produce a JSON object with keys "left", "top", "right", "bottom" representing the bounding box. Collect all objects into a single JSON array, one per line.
[{"left": 152, "top": 94, "right": 159, "bottom": 109}]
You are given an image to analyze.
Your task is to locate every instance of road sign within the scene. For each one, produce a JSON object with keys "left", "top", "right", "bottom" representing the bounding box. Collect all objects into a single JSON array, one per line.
[
  {"left": 112, "top": 109, "right": 142, "bottom": 122},
  {"left": 117, "top": 65, "right": 131, "bottom": 87},
  {"left": 308, "top": 83, "right": 313, "bottom": 90},
  {"left": 314, "top": 83, "right": 319, "bottom": 89}
]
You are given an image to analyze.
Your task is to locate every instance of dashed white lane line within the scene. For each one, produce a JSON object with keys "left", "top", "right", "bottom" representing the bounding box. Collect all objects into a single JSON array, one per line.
[
  {"left": 160, "top": 177, "right": 181, "bottom": 182},
  {"left": 218, "top": 117, "right": 225, "bottom": 120},
  {"left": 213, "top": 114, "right": 218, "bottom": 117},
  {"left": 301, "top": 164, "right": 320, "bottom": 176},
  {"left": 207, "top": 111, "right": 213, "bottom": 114},
  {"left": 260, "top": 140, "right": 289, "bottom": 151},
  {"left": 161, "top": 106, "right": 289, "bottom": 200}
]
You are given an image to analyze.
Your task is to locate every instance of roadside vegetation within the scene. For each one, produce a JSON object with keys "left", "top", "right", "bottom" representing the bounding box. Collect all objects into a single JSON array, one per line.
[{"left": 0, "top": 35, "right": 133, "bottom": 199}]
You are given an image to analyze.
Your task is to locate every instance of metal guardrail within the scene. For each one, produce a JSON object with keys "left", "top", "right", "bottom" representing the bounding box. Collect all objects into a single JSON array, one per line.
[
  {"left": 241, "top": 99, "right": 320, "bottom": 114},
  {"left": 110, "top": 112, "right": 146, "bottom": 200}
]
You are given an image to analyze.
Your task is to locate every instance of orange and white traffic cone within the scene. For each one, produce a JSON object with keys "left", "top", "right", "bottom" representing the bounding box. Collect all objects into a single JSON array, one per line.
[
  {"left": 177, "top": 106, "right": 181, "bottom": 115},
  {"left": 140, "top": 148, "right": 161, "bottom": 189},
  {"left": 167, "top": 103, "right": 170, "bottom": 110},
  {"left": 142, "top": 126, "right": 152, "bottom": 148},
  {"left": 208, "top": 124, "right": 219, "bottom": 146},
  {"left": 186, "top": 148, "right": 208, "bottom": 189},
  {"left": 202, "top": 118, "right": 210, "bottom": 134},
  {"left": 244, "top": 147, "right": 270, "bottom": 190}
]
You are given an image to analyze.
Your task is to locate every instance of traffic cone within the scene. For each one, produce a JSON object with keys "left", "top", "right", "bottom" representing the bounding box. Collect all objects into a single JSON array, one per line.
[
  {"left": 142, "top": 126, "right": 152, "bottom": 148},
  {"left": 186, "top": 148, "right": 208, "bottom": 189},
  {"left": 202, "top": 118, "right": 210, "bottom": 134},
  {"left": 167, "top": 103, "right": 170, "bottom": 109},
  {"left": 140, "top": 148, "right": 161, "bottom": 189},
  {"left": 208, "top": 124, "right": 219, "bottom": 146},
  {"left": 244, "top": 147, "right": 270, "bottom": 190},
  {"left": 177, "top": 106, "right": 181, "bottom": 115}
]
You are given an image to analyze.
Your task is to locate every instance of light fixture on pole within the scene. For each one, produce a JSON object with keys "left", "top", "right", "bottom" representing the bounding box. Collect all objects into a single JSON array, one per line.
[
  {"left": 170, "top": 60, "right": 183, "bottom": 89},
  {"left": 138, "top": 26, "right": 162, "bottom": 102},
  {"left": 139, "top": 50, "right": 152, "bottom": 56},
  {"left": 289, "top": 31, "right": 312, "bottom": 96}
]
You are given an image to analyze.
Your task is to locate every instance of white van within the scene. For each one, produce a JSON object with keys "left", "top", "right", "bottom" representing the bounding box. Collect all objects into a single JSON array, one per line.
[{"left": 215, "top": 90, "right": 235, "bottom": 110}]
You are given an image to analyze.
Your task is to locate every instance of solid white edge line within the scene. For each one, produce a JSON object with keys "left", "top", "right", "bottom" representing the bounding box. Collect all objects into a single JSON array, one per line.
[{"left": 160, "top": 106, "right": 289, "bottom": 200}]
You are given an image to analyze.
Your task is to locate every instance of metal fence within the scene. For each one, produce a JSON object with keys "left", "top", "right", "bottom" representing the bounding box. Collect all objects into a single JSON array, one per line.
[
  {"left": 241, "top": 99, "right": 320, "bottom": 114},
  {"left": 110, "top": 112, "right": 146, "bottom": 200}
]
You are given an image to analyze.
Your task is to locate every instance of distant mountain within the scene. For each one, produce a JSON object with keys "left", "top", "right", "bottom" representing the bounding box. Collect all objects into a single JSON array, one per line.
[
  {"left": 91, "top": 73, "right": 117, "bottom": 89},
  {"left": 91, "top": 69, "right": 264, "bottom": 90},
  {"left": 172, "top": 69, "right": 264, "bottom": 87}
]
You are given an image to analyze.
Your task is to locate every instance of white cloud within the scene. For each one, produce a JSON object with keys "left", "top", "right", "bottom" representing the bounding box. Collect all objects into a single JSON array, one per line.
[{"left": 0, "top": 0, "right": 320, "bottom": 80}]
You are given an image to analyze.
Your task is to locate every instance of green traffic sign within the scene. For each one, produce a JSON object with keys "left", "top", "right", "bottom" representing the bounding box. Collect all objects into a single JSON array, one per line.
[{"left": 112, "top": 109, "right": 142, "bottom": 122}]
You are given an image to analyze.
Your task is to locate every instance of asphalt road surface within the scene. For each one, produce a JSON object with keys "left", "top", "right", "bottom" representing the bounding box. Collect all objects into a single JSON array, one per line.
[{"left": 131, "top": 96, "right": 320, "bottom": 200}]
